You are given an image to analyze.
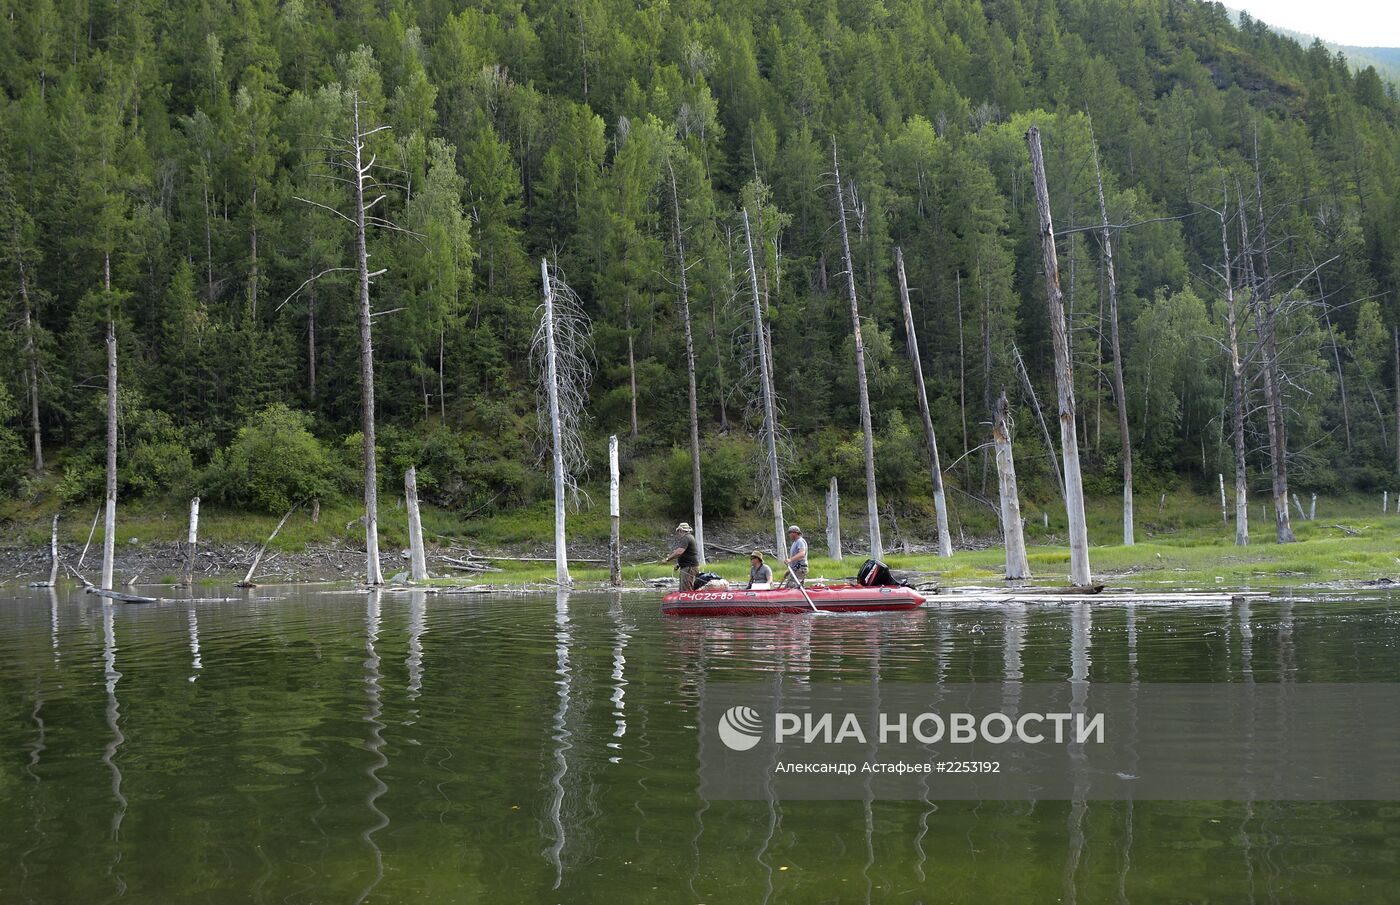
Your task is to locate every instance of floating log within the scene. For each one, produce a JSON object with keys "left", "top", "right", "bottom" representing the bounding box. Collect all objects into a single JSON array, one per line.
[{"left": 85, "top": 586, "right": 159, "bottom": 604}]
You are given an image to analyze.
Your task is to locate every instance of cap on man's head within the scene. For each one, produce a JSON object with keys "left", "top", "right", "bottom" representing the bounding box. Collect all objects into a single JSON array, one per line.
[
  {"left": 787, "top": 524, "right": 801, "bottom": 534},
  {"left": 750, "top": 550, "right": 764, "bottom": 561},
  {"left": 676, "top": 522, "right": 692, "bottom": 533}
]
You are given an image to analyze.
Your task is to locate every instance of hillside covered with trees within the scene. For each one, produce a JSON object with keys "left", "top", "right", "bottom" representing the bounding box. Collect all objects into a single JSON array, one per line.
[{"left": 3, "top": 0, "right": 1400, "bottom": 547}]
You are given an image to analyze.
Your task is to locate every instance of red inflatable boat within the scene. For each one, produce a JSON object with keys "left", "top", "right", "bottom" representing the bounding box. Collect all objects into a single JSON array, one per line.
[{"left": 661, "top": 583, "right": 927, "bottom": 617}]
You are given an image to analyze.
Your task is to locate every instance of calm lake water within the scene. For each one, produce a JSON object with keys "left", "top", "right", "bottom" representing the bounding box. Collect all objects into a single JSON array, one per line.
[{"left": 1, "top": 586, "right": 1398, "bottom": 903}]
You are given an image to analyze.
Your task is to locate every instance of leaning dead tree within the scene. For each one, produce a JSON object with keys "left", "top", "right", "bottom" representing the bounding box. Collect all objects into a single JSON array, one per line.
[
  {"left": 533, "top": 259, "right": 592, "bottom": 585},
  {"left": 1088, "top": 122, "right": 1134, "bottom": 546},
  {"left": 831, "top": 140, "right": 882, "bottom": 561},
  {"left": 1026, "top": 126, "right": 1090, "bottom": 586},
  {"left": 742, "top": 207, "right": 786, "bottom": 557},
  {"left": 895, "top": 248, "right": 952, "bottom": 557},
  {"left": 993, "top": 391, "right": 1031, "bottom": 580},
  {"left": 668, "top": 162, "right": 705, "bottom": 565}
]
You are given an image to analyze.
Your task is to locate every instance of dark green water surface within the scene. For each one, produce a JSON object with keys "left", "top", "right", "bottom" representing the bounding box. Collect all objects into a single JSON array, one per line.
[{"left": 2, "top": 586, "right": 1399, "bottom": 903}]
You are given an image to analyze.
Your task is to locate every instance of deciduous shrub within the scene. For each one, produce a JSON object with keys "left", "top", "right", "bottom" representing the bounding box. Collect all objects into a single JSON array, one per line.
[{"left": 203, "top": 404, "right": 341, "bottom": 513}]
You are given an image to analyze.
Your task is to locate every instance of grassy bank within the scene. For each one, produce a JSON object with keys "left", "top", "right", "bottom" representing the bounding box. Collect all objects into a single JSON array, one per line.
[{"left": 4, "top": 478, "right": 1399, "bottom": 588}]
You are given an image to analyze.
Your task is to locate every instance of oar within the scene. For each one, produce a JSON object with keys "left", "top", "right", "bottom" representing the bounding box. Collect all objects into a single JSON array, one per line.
[{"left": 785, "top": 566, "right": 818, "bottom": 613}]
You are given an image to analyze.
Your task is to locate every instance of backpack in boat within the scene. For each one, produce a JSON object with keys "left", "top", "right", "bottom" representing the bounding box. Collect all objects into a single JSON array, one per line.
[
  {"left": 694, "top": 571, "right": 724, "bottom": 589},
  {"left": 856, "top": 559, "right": 899, "bottom": 587}
]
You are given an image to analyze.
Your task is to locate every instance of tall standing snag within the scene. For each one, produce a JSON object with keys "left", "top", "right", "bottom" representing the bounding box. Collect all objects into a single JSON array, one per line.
[
  {"left": 1025, "top": 126, "right": 1091, "bottom": 586},
  {"left": 831, "top": 140, "right": 882, "bottom": 561},
  {"left": 895, "top": 248, "right": 952, "bottom": 557},
  {"left": 993, "top": 392, "right": 1031, "bottom": 580},
  {"left": 290, "top": 92, "right": 404, "bottom": 585},
  {"left": 533, "top": 259, "right": 593, "bottom": 586},
  {"left": 1245, "top": 139, "right": 1295, "bottom": 544},
  {"left": 349, "top": 98, "right": 386, "bottom": 585},
  {"left": 742, "top": 208, "right": 786, "bottom": 558},
  {"left": 101, "top": 284, "right": 118, "bottom": 591},
  {"left": 668, "top": 163, "right": 705, "bottom": 565},
  {"left": 1215, "top": 188, "right": 1249, "bottom": 546}
]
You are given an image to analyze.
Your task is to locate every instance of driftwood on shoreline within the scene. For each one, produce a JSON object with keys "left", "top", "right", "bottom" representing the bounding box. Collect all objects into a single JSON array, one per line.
[{"left": 237, "top": 507, "right": 296, "bottom": 587}]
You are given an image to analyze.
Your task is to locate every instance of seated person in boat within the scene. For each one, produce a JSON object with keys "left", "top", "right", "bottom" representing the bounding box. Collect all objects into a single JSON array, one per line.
[
  {"left": 783, "top": 525, "right": 808, "bottom": 587},
  {"left": 662, "top": 522, "right": 701, "bottom": 591},
  {"left": 748, "top": 551, "right": 773, "bottom": 589}
]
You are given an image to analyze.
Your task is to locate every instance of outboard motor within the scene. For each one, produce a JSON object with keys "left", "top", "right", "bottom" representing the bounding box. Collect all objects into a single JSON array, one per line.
[{"left": 856, "top": 559, "right": 898, "bottom": 587}]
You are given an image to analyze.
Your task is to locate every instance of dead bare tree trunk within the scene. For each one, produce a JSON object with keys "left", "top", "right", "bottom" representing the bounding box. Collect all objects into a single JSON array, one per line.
[
  {"left": 743, "top": 208, "right": 786, "bottom": 558},
  {"left": 1395, "top": 329, "right": 1400, "bottom": 478},
  {"left": 101, "top": 251, "right": 117, "bottom": 592},
  {"left": 1026, "top": 126, "right": 1090, "bottom": 586},
  {"left": 1218, "top": 192, "right": 1250, "bottom": 546},
  {"left": 44, "top": 514, "right": 58, "bottom": 587},
  {"left": 609, "top": 435, "right": 621, "bottom": 587},
  {"left": 895, "top": 248, "right": 952, "bottom": 556},
  {"left": 993, "top": 391, "right": 1030, "bottom": 580},
  {"left": 826, "top": 477, "right": 842, "bottom": 561},
  {"left": 181, "top": 497, "right": 200, "bottom": 588},
  {"left": 542, "top": 259, "right": 571, "bottom": 586},
  {"left": 668, "top": 164, "right": 705, "bottom": 565},
  {"left": 350, "top": 96, "right": 385, "bottom": 585},
  {"left": 405, "top": 466, "right": 427, "bottom": 581},
  {"left": 1247, "top": 143, "right": 1295, "bottom": 544},
  {"left": 1257, "top": 318, "right": 1294, "bottom": 543},
  {"left": 832, "top": 140, "right": 882, "bottom": 561},
  {"left": 1089, "top": 124, "right": 1133, "bottom": 545},
  {"left": 239, "top": 507, "right": 294, "bottom": 586}
]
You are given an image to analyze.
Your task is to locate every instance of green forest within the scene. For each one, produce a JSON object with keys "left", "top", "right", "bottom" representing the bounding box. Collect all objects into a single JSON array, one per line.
[{"left": 2, "top": 0, "right": 1399, "bottom": 545}]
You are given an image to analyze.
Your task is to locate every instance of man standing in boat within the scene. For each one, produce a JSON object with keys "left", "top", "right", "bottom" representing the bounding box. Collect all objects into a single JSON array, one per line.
[
  {"left": 783, "top": 525, "right": 808, "bottom": 588},
  {"left": 663, "top": 522, "right": 701, "bottom": 591}
]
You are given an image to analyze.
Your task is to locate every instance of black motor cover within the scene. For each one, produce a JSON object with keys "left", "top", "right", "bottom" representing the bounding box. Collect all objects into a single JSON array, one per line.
[{"left": 856, "top": 559, "right": 897, "bottom": 587}]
